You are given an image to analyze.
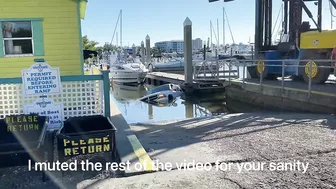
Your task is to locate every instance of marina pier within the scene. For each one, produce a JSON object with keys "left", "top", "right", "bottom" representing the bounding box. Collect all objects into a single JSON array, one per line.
[
  {"left": 0, "top": 0, "right": 335, "bottom": 188},
  {"left": 144, "top": 17, "right": 336, "bottom": 114}
]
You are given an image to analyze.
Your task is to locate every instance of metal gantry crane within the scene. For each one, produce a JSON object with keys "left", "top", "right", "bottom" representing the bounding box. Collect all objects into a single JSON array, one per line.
[{"left": 209, "top": 0, "right": 336, "bottom": 84}]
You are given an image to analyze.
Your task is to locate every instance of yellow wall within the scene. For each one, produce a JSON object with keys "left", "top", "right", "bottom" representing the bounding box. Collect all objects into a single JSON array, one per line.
[{"left": 0, "top": 0, "right": 82, "bottom": 77}]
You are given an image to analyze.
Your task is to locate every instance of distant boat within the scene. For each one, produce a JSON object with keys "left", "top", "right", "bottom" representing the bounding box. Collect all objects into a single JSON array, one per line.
[{"left": 147, "top": 55, "right": 207, "bottom": 72}]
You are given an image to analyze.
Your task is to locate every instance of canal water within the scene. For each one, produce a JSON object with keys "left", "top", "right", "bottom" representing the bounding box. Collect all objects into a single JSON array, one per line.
[{"left": 110, "top": 83, "right": 267, "bottom": 124}]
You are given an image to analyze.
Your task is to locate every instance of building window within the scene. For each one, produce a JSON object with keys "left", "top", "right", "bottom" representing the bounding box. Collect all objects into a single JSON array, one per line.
[
  {"left": 0, "top": 18, "right": 44, "bottom": 58},
  {"left": 2, "top": 21, "right": 33, "bottom": 56}
]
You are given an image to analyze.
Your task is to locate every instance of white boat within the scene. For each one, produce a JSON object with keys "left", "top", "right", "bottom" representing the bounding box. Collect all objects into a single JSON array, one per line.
[
  {"left": 107, "top": 9, "right": 148, "bottom": 85},
  {"left": 139, "top": 84, "right": 184, "bottom": 104},
  {"left": 110, "top": 61, "right": 148, "bottom": 85}
]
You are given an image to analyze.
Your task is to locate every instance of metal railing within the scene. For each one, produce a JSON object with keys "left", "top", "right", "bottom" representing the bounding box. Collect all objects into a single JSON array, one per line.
[
  {"left": 0, "top": 70, "right": 111, "bottom": 129},
  {"left": 192, "top": 59, "right": 240, "bottom": 81},
  {"left": 224, "top": 58, "right": 335, "bottom": 98}
]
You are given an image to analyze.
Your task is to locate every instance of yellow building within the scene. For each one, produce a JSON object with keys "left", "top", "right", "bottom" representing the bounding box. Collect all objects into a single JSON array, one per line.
[{"left": 0, "top": 0, "right": 88, "bottom": 77}]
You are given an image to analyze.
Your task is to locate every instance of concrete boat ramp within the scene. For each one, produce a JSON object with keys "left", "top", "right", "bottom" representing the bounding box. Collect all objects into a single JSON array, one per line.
[{"left": 78, "top": 103, "right": 336, "bottom": 189}]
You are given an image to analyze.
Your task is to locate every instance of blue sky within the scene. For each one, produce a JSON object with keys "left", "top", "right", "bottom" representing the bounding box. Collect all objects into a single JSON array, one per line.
[{"left": 81, "top": 0, "right": 334, "bottom": 47}]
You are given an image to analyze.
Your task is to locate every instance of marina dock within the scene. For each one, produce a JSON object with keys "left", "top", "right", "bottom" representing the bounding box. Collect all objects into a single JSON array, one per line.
[
  {"left": 145, "top": 72, "right": 226, "bottom": 93},
  {"left": 145, "top": 70, "right": 336, "bottom": 114},
  {"left": 0, "top": 1, "right": 335, "bottom": 187}
]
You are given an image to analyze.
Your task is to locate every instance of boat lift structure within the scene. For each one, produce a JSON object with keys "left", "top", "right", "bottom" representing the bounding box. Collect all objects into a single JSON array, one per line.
[{"left": 210, "top": 0, "right": 336, "bottom": 84}]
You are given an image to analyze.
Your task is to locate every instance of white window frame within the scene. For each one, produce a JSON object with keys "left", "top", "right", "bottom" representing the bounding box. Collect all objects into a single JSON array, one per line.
[{"left": 2, "top": 21, "right": 34, "bottom": 57}]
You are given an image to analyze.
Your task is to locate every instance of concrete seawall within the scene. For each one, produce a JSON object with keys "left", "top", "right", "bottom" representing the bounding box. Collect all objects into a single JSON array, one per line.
[{"left": 225, "top": 81, "right": 336, "bottom": 114}]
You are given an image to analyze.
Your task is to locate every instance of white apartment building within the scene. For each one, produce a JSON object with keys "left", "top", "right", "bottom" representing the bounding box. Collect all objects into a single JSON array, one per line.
[
  {"left": 155, "top": 38, "right": 203, "bottom": 53},
  {"left": 192, "top": 38, "right": 202, "bottom": 50}
]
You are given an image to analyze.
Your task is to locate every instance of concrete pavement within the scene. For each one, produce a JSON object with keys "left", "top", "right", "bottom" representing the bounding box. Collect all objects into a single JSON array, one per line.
[{"left": 78, "top": 112, "right": 336, "bottom": 189}]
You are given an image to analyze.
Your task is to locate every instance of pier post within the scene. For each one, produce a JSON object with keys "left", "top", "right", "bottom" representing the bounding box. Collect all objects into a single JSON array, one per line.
[
  {"left": 102, "top": 70, "right": 111, "bottom": 117},
  {"left": 141, "top": 41, "right": 145, "bottom": 63},
  {"left": 183, "top": 17, "right": 194, "bottom": 94},
  {"left": 146, "top": 35, "right": 151, "bottom": 65},
  {"left": 148, "top": 104, "right": 153, "bottom": 120},
  {"left": 185, "top": 101, "right": 194, "bottom": 118},
  {"left": 132, "top": 44, "right": 136, "bottom": 58}
]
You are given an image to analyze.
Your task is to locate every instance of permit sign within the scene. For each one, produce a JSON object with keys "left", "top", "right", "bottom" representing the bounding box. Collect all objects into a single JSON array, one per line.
[
  {"left": 23, "top": 97, "right": 63, "bottom": 129},
  {"left": 22, "top": 62, "right": 62, "bottom": 95}
]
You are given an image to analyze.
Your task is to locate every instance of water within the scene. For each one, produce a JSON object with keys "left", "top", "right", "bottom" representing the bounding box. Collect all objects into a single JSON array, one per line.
[{"left": 110, "top": 83, "right": 228, "bottom": 124}]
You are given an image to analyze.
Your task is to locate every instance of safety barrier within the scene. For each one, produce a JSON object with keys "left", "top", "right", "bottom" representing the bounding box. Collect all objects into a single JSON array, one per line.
[
  {"left": 0, "top": 70, "right": 111, "bottom": 128},
  {"left": 192, "top": 59, "right": 240, "bottom": 81},
  {"left": 225, "top": 59, "right": 335, "bottom": 98}
]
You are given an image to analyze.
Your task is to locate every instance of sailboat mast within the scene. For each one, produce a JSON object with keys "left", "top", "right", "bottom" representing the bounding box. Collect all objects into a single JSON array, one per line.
[
  {"left": 116, "top": 32, "right": 118, "bottom": 47},
  {"left": 210, "top": 21, "right": 212, "bottom": 51},
  {"left": 120, "top": 9, "right": 122, "bottom": 49},
  {"left": 223, "top": 6, "right": 225, "bottom": 47},
  {"left": 217, "top": 19, "right": 219, "bottom": 51}
]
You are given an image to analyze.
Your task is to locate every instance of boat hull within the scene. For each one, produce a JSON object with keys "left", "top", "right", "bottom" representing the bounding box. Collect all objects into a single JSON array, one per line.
[{"left": 110, "top": 71, "right": 147, "bottom": 84}]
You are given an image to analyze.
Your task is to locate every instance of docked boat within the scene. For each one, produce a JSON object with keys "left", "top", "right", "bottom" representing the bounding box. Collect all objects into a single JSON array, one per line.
[
  {"left": 108, "top": 9, "right": 148, "bottom": 85},
  {"left": 139, "top": 83, "right": 184, "bottom": 104},
  {"left": 110, "top": 54, "right": 148, "bottom": 85},
  {"left": 110, "top": 62, "right": 148, "bottom": 85}
]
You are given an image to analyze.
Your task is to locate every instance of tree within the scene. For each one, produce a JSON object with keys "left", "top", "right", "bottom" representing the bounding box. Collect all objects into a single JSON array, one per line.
[
  {"left": 83, "top": 35, "right": 99, "bottom": 51},
  {"left": 102, "top": 43, "right": 118, "bottom": 54},
  {"left": 151, "top": 47, "right": 163, "bottom": 57}
]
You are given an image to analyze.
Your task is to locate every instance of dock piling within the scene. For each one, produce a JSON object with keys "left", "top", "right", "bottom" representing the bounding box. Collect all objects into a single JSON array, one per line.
[
  {"left": 141, "top": 41, "right": 145, "bottom": 63},
  {"left": 146, "top": 35, "right": 151, "bottom": 65},
  {"left": 132, "top": 44, "right": 136, "bottom": 58},
  {"left": 183, "top": 17, "right": 193, "bottom": 88}
]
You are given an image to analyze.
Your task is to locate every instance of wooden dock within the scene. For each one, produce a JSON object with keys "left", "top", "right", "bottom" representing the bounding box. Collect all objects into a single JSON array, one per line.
[{"left": 145, "top": 72, "right": 226, "bottom": 93}]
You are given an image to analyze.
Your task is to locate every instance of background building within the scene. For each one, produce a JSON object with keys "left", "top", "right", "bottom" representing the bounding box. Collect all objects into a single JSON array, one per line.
[
  {"left": 155, "top": 38, "right": 203, "bottom": 53},
  {"left": 155, "top": 40, "right": 183, "bottom": 53},
  {"left": 192, "top": 38, "right": 202, "bottom": 50}
]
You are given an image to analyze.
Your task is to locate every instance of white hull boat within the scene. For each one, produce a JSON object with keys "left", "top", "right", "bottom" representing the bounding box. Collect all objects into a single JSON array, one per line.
[
  {"left": 109, "top": 54, "right": 148, "bottom": 85},
  {"left": 110, "top": 71, "right": 147, "bottom": 84},
  {"left": 139, "top": 84, "right": 184, "bottom": 104},
  {"left": 110, "top": 63, "right": 148, "bottom": 84}
]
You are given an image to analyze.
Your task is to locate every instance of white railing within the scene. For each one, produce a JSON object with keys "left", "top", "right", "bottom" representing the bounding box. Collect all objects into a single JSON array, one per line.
[
  {"left": 0, "top": 71, "right": 111, "bottom": 129},
  {"left": 0, "top": 81, "right": 104, "bottom": 119}
]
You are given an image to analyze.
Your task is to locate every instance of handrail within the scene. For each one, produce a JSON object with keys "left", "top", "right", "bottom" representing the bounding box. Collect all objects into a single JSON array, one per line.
[{"left": 224, "top": 58, "right": 335, "bottom": 99}]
